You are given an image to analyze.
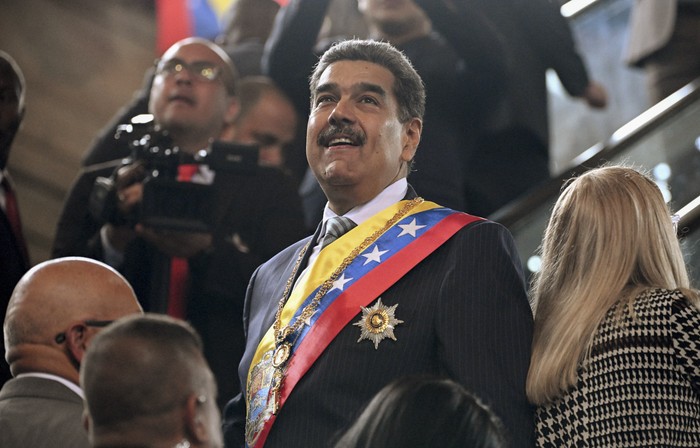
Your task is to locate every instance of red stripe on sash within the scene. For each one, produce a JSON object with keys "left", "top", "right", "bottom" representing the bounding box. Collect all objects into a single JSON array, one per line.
[{"left": 254, "top": 212, "right": 482, "bottom": 447}]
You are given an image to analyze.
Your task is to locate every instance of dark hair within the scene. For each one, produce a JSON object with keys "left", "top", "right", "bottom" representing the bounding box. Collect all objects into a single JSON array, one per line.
[
  {"left": 233, "top": 75, "right": 292, "bottom": 125},
  {"left": 81, "top": 314, "right": 208, "bottom": 428},
  {"left": 333, "top": 375, "right": 509, "bottom": 448},
  {"left": 309, "top": 39, "right": 425, "bottom": 124}
]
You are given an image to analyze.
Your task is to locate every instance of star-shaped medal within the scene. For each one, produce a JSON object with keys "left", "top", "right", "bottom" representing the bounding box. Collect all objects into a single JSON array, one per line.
[{"left": 353, "top": 298, "right": 404, "bottom": 349}]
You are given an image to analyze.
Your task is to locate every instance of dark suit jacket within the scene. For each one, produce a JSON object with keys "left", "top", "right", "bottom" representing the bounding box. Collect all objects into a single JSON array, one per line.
[
  {"left": 52, "top": 159, "right": 306, "bottom": 407},
  {"left": 463, "top": 0, "right": 593, "bottom": 215},
  {"left": 0, "top": 197, "right": 30, "bottom": 386},
  {"left": 0, "top": 376, "right": 89, "bottom": 448},
  {"left": 223, "top": 193, "right": 535, "bottom": 447}
]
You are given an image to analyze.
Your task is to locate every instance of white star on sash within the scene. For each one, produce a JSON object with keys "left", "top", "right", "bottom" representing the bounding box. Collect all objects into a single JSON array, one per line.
[
  {"left": 362, "top": 245, "right": 389, "bottom": 265},
  {"left": 397, "top": 218, "right": 426, "bottom": 237},
  {"left": 302, "top": 309, "right": 317, "bottom": 326},
  {"left": 330, "top": 273, "right": 353, "bottom": 292}
]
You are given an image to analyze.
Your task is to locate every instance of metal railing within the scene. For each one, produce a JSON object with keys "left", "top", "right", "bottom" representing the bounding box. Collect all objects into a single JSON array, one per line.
[
  {"left": 491, "top": 78, "right": 700, "bottom": 228},
  {"left": 678, "top": 194, "right": 700, "bottom": 236},
  {"left": 561, "top": 0, "right": 605, "bottom": 18}
]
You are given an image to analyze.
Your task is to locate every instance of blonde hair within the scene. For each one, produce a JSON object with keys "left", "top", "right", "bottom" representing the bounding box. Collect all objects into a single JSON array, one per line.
[{"left": 526, "top": 166, "right": 696, "bottom": 404}]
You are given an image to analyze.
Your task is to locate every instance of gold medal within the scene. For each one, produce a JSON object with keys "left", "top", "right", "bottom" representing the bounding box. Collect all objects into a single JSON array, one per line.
[
  {"left": 353, "top": 298, "right": 404, "bottom": 349},
  {"left": 272, "top": 342, "right": 292, "bottom": 367}
]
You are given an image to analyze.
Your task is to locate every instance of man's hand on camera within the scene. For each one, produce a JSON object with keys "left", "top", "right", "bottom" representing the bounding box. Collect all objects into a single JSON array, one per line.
[
  {"left": 114, "top": 162, "right": 147, "bottom": 214},
  {"left": 103, "top": 223, "right": 138, "bottom": 253},
  {"left": 135, "top": 225, "right": 213, "bottom": 258},
  {"left": 116, "top": 182, "right": 144, "bottom": 215}
]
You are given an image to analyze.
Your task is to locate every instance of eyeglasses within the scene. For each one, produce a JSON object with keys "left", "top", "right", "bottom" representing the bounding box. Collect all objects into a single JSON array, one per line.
[
  {"left": 155, "top": 58, "right": 221, "bottom": 82},
  {"left": 54, "top": 319, "right": 115, "bottom": 344}
]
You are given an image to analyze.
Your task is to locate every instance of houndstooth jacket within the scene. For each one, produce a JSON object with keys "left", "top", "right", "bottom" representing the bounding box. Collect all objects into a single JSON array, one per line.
[{"left": 536, "top": 288, "right": 700, "bottom": 447}]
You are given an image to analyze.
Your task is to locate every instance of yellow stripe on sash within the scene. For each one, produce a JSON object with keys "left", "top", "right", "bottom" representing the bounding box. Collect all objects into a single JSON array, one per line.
[{"left": 246, "top": 199, "right": 440, "bottom": 390}]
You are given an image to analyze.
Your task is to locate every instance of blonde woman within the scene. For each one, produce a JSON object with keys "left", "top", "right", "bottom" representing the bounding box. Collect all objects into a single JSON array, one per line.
[{"left": 527, "top": 166, "right": 700, "bottom": 446}]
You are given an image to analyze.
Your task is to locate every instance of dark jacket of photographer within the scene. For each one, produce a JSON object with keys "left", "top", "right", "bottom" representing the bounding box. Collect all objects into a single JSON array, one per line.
[{"left": 51, "top": 159, "right": 306, "bottom": 407}]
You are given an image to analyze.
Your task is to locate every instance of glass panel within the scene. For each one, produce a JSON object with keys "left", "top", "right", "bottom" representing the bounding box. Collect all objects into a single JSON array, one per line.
[
  {"left": 680, "top": 226, "right": 700, "bottom": 286},
  {"left": 505, "top": 92, "right": 700, "bottom": 283},
  {"left": 549, "top": 0, "right": 649, "bottom": 174}
]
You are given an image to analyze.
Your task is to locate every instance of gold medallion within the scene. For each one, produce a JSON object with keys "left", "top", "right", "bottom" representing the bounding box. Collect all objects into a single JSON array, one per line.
[
  {"left": 272, "top": 342, "right": 292, "bottom": 367},
  {"left": 353, "top": 298, "right": 404, "bottom": 349}
]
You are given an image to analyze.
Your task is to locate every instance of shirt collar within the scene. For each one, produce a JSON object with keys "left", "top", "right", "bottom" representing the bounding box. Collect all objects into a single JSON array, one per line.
[
  {"left": 16, "top": 372, "right": 85, "bottom": 399},
  {"left": 321, "top": 178, "right": 408, "bottom": 225}
]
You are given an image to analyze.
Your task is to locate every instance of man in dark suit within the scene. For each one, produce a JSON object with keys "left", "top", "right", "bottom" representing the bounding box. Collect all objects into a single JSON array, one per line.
[
  {"left": 0, "top": 50, "right": 31, "bottom": 387},
  {"left": 470, "top": 0, "right": 607, "bottom": 215},
  {"left": 0, "top": 257, "right": 142, "bottom": 448},
  {"left": 51, "top": 38, "right": 306, "bottom": 409},
  {"left": 223, "top": 39, "right": 534, "bottom": 448}
]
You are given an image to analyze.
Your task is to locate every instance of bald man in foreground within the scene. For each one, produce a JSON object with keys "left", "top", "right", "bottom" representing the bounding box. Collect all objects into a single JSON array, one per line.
[{"left": 0, "top": 257, "right": 143, "bottom": 448}]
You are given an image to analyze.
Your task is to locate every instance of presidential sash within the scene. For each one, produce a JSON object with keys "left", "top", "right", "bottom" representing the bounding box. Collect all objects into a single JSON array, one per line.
[{"left": 245, "top": 199, "right": 482, "bottom": 447}]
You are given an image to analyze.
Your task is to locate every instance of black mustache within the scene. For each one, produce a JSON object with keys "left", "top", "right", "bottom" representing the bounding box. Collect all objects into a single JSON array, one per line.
[{"left": 317, "top": 125, "right": 366, "bottom": 147}]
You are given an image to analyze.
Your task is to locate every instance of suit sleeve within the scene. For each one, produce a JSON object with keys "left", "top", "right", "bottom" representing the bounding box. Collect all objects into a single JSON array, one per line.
[
  {"left": 222, "top": 264, "right": 261, "bottom": 448},
  {"left": 415, "top": 0, "right": 509, "bottom": 100},
  {"left": 437, "top": 219, "right": 534, "bottom": 446},
  {"left": 51, "top": 165, "right": 113, "bottom": 260},
  {"left": 510, "top": 0, "right": 590, "bottom": 96},
  {"left": 262, "top": 0, "right": 331, "bottom": 118}
]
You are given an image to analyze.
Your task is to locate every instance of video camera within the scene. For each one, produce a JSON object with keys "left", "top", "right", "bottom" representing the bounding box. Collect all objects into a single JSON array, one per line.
[{"left": 89, "top": 118, "right": 258, "bottom": 233}]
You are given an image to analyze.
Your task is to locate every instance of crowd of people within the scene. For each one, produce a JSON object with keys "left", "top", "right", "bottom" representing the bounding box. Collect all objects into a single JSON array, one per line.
[{"left": 1, "top": 0, "right": 699, "bottom": 447}]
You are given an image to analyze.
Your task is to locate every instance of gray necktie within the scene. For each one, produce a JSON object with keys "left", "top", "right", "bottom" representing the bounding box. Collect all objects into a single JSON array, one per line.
[{"left": 319, "top": 216, "right": 357, "bottom": 249}]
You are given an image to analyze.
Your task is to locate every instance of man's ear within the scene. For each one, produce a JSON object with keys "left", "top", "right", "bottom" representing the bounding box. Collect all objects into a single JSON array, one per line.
[
  {"left": 401, "top": 117, "right": 422, "bottom": 163},
  {"left": 65, "top": 324, "right": 89, "bottom": 364},
  {"left": 223, "top": 97, "right": 240, "bottom": 126},
  {"left": 183, "top": 394, "right": 208, "bottom": 444}
]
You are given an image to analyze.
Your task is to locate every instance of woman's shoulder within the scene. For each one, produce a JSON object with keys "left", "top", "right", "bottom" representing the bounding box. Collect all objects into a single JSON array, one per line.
[
  {"left": 635, "top": 287, "right": 697, "bottom": 305},
  {"left": 631, "top": 287, "right": 700, "bottom": 321}
]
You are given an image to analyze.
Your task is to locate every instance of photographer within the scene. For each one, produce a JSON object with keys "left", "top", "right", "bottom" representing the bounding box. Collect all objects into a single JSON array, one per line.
[{"left": 51, "top": 38, "right": 306, "bottom": 409}]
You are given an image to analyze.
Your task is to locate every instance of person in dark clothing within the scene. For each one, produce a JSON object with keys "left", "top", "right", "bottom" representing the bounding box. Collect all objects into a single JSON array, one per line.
[
  {"left": 52, "top": 38, "right": 306, "bottom": 410},
  {"left": 0, "top": 50, "right": 30, "bottom": 388},
  {"left": 263, "top": 0, "right": 508, "bottom": 227},
  {"left": 469, "top": 0, "right": 607, "bottom": 216},
  {"left": 223, "top": 38, "right": 533, "bottom": 448}
]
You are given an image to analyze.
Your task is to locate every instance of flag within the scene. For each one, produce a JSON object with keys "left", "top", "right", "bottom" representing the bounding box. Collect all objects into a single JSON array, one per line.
[
  {"left": 155, "top": 0, "right": 232, "bottom": 55},
  {"left": 156, "top": 0, "right": 289, "bottom": 55}
]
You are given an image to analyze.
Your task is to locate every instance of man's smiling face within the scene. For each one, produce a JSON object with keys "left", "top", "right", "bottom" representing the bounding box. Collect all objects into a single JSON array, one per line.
[{"left": 306, "top": 59, "right": 420, "bottom": 212}]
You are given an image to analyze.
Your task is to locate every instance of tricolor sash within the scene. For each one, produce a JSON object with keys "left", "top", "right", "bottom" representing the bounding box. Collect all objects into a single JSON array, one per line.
[{"left": 245, "top": 200, "right": 482, "bottom": 447}]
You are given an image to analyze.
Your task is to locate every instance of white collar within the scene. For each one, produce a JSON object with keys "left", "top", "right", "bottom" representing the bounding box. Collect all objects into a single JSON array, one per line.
[
  {"left": 321, "top": 178, "right": 408, "bottom": 225},
  {"left": 16, "top": 372, "right": 85, "bottom": 399}
]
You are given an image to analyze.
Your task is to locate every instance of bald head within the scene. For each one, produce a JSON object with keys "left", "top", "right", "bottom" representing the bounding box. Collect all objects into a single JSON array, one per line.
[
  {"left": 3, "top": 257, "right": 142, "bottom": 380},
  {"left": 150, "top": 37, "right": 240, "bottom": 153},
  {"left": 159, "top": 37, "right": 238, "bottom": 96}
]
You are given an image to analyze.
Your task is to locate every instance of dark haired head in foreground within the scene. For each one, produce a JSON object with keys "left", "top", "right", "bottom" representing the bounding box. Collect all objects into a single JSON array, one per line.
[
  {"left": 81, "top": 313, "right": 223, "bottom": 448},
  {"left": 334, "top": 375, "right": 508, "bottom": 448}
]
